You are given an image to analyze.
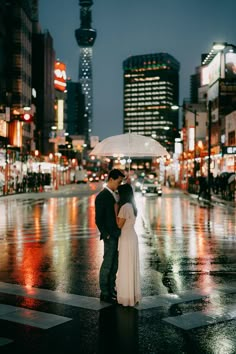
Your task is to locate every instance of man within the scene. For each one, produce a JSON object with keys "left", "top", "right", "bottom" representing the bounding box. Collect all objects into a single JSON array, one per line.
[
  {"left": 95, "top": 169, "right": 125, "bottom": 303},
  {"left": 197, "top": 175, "right": 207, "bottom": 200}
]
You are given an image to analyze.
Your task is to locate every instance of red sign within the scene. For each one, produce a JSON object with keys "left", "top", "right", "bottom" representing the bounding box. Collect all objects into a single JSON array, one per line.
[
  {"left": 54, "top": 61, "right": 67, "bottom": 92},
  {"left": 21, "top": 113, "right": 33, "bottom": 122}
]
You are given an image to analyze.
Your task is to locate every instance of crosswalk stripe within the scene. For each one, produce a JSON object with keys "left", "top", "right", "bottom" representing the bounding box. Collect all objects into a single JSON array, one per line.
[
  {"left": 136, "top": 291, "right": 208, "bottom": 310},
  {"left": 136, "top": 288, "right": 217, "bottom": 310},
  {"left": 0, "top": 282, "right": 235, "bottom": 313},
  {"left": 0, "top": 337, "right": 14, "bottom": 347},
  {"left": 0, "top": 282, "right": 110, "bottom": 311},
  {"left": 136, "top": 285, "right": 236, "bottom": 310},
  {"left": 163, "top": 305, "right": 236, "bottom": 330},
  {"left": 0, "top": 304, "right": 71, "bottom": 329}
]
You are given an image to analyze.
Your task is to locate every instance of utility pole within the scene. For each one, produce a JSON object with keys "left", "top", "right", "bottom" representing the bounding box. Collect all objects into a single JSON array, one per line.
[
  {"left": 207, "top": 101, "right": 212, "bottom": 201},
  {"left": 193, "top": 109, "right": 197, "bottom": 180},
  {"left": 4, "top": 107, "right": 10, "bottom": 195}
]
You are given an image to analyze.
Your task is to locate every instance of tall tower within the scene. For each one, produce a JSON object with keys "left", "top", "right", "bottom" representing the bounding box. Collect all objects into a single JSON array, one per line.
[{"left": 75, "top": 0, "right": 97, "bottom": 145}]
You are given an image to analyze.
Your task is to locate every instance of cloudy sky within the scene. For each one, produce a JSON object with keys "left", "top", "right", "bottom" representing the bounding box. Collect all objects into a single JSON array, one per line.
[{"left": 39, "top": 0, "right": 236, "bottom": 139}]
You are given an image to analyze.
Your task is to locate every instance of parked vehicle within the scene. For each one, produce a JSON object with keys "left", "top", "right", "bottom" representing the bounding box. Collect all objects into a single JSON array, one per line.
[
  {"left": 141, "top": 177, "right": 162, "bottom": 195},
  {"left": 88, "top": 172, "right": 100, "bottom": 182},
  {"left": 134, "top": 176, "right": 145, "bottom": 192},
  {"left": 75, "top": 168, "right": 88, "bottom": 184}
]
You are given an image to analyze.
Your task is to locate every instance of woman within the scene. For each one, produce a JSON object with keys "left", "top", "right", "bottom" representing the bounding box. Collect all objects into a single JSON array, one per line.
[{"left": 115, "top": 183, "right": 141, "bottom": 307}]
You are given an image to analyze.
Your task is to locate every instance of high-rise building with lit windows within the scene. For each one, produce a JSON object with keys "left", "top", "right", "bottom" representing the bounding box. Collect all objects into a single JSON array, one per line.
[{"left": 123, "top": 53, "right": 180, "bottom": 152}]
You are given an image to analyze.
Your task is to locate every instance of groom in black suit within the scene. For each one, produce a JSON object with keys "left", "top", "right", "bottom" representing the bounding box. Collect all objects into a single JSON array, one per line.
[{"left": 95, "top": 169, "right": 125, "bottom": 303}]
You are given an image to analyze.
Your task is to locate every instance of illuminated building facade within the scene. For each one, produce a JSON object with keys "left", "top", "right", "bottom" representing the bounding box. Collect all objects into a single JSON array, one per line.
[
  {"left": 123, "top": 53, "right": 180, "bottom": 152},
  {"left": 75, "top": 0, "right": 97, "bottom": 146},
  {"left": 199, "top": 43, "right": 236, "bottom": 174},
  {"left": 201, "top": 44, "right": 236, "bottom": 151},
  {"left": 0, "top": 0, "right": 36, "bottom": 155}
]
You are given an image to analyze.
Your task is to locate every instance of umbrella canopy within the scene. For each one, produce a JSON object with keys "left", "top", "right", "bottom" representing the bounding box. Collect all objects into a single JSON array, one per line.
[
  {"left": 89, "top": 132, "right": 168, "bottom": 158},
  {"left": 228, "top": 173, "right": 235, "bottom": 184}
]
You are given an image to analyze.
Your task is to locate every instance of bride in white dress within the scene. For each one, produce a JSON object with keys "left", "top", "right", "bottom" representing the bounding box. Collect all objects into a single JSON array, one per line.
[{"left": 115, "top": 183, "right": 141, "bottom": 307}]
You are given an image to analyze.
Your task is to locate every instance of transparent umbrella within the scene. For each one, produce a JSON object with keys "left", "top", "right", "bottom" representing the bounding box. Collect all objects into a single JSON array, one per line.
[
  {"left": 228, "top": 173, "right": 235, "bottom": 184},
  {"left": 89, "top": 132, "right": 168, "bottom": 170}
]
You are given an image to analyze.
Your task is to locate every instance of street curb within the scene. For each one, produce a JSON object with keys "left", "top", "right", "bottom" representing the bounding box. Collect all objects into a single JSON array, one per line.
[{"left": 184, "top": 190, "right": 235, "bottom": 208}]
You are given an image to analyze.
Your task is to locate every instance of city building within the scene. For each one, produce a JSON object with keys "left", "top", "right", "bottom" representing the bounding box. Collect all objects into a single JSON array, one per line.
[
  {"left": 0, "top": 0, "right": 8, "bottom": 151},
  {"left": 223, "top": 110, "right": 236, "bottom": 173},
  {"left": 75, "top": 0, "right": 97, "bottom": 146},
  {"left": 197, "top": 42, "right": 236, "bottom": 175},
  {"left": 178, "top": 42, "right": 236, "bottom": 191},
  {"left": 32, "top": 30, "right": 55, "bottom": 155},
  {"left": 123, "top": 53, "right": 180, "bottom": 152},
  {"left": 66, "top": 80, "right": 85, "bottom": 137},
  {"left": 178, "top": 101, "right": 207, "bottom": 187},
  {"left": 0, "top": 0, "right": 35, "bottom": 155}
]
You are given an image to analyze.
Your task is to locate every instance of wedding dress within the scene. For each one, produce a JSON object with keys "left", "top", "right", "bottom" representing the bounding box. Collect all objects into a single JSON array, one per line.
[{"left": 116, "top": 203, "right": 141, "bottom": 307}]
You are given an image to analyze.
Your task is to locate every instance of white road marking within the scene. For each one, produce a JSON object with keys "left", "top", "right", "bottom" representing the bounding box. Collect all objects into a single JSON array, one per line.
[
  {"left": 136, "top": 284, "right": 236, "bottom": 310},
  {"left": 0, "top": 337, "right": 14, "bottom": 347},
  {"left": 0, "top": 282, "right": 110, "bottom": 311},
  {"left": 0, "top": 304, "right": 71, "bottom": 329},
  {"left": 163, "top": 305, "right": 236, "bottom": 330}
]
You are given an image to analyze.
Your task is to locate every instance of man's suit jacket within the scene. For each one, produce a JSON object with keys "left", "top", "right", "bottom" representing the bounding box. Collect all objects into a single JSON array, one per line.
[{"left": 95, "top": 188, "right": 121, "bottom": 240}]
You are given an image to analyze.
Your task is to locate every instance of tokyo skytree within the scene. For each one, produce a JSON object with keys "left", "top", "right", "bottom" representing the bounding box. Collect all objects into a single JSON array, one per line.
[{"left": 75, "top": 0, "right": 97, "bottom": 145}]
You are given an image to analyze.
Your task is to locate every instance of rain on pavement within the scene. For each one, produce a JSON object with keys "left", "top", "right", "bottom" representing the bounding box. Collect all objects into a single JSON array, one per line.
[{"left": 0, "top": 183, "right": 235, "bottom": 353}]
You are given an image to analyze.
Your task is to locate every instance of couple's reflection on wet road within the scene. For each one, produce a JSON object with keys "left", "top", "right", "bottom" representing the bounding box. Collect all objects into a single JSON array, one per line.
[{"left": 98, "top": 305, "right": 138, "bottom": 354}]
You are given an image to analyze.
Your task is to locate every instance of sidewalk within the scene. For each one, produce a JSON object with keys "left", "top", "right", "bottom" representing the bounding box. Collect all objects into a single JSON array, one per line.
[
  {"left": 1, "top": 183, "right": 235, "bottom": 208},
  {"left": 186, "top": 189, "right": 236, "bottom": 208},
  {"left": 0, "top": 183, "right": 101, "bottom": 200}
]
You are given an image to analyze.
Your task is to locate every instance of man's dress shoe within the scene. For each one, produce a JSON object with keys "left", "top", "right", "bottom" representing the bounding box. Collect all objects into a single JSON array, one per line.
[{"left": 100, "top": 294, "right": 117, "bottom": 304}]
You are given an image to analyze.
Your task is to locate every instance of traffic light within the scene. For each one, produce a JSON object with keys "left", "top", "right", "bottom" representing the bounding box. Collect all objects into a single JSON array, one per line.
[{"left": 21, "top": 113, "right": 33, "bottom": 122}]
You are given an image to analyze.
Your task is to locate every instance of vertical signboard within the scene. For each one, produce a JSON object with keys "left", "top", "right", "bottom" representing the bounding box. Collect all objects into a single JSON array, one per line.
[
  {"left": 54, "top": 61, "right": 67, "bottom": 92},
  {"left": 57, "top": 99, "right": 64, "bottom": 130}
]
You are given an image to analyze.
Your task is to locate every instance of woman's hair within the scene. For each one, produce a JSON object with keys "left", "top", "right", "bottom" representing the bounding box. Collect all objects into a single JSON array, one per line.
[{"left": 117, "top": 183, "right": 137, "bottom": 216}]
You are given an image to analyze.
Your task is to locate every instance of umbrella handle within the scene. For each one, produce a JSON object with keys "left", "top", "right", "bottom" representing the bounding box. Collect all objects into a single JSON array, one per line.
[
  {"left": 128, "top": 129, "right": 131, "bottom": 173},
  {"left": 126, "top": 175, "right": 131, "bottom": 184}
]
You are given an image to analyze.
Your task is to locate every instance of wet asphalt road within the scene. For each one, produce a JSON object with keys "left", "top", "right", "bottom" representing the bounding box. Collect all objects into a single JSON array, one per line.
[{"left": 0, "top": 183, "right": 235, "bottom": 354}]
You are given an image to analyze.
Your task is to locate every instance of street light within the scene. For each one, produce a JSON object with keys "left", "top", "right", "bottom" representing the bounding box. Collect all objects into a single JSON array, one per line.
[
  {"left": 212, "top": 42, "right": 236, "bottom": 51},
  {"left": 202, "top": 42, "right": 236, "bottom": 66}
]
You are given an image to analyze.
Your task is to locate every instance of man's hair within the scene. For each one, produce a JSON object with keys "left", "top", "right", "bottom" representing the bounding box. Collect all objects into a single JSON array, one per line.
[{"left": 108, "top": 169, "right": 125, "bottom": 180}]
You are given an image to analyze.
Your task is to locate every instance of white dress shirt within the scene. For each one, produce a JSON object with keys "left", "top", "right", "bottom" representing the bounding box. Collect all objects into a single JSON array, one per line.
[{"left": 105, "top": 186, "right": 119, "bottom": 202}]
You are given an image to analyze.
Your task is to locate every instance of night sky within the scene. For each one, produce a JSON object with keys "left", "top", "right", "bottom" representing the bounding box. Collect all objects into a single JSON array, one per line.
[{"left": 39, "top": 0, "right": 236, "bottom": 140}]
